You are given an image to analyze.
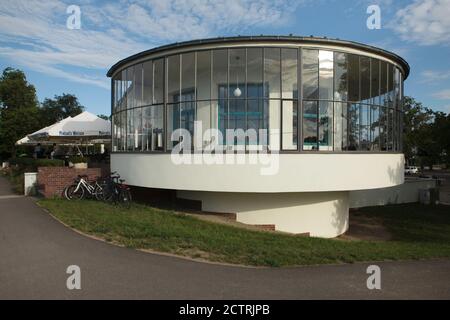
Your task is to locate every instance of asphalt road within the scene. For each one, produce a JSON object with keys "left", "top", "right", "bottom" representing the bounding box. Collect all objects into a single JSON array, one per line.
[{"left": 0, "top": 177, "right": 449, "bottom": 299}]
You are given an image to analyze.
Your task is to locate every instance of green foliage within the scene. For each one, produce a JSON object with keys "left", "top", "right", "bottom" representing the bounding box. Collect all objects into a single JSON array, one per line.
[
  {"left": 0, "top": 68, "right": 38, "bottom": 110},
  {"left": 0, "top": 68, "right": 40, "bottom": 159},
  {"left": 403, "top": 96, "right": 450, "bottom": 167},
  {"left": 39, "top": 200, "right": 450, "bottom": 267},
  {"left": 9, "top": 157, "right": 64, "bottom": 169},
  {"left": 0, "top": 67, "right": 86, "bottom": 160},
  {"left": 69, "top": 156, "right": 87, "bottom": 164},
  {"left": 39, "top": 93, "right": 84, "bottom": 126},
  {"left": 97, "top": 114, "right": 110, "bottom": 121},
  {"left": 2, "top": 157, "right": 64, "bottom": 194}
]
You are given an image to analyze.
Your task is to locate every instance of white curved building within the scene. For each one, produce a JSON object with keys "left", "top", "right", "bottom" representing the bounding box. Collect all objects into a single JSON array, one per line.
[{"left": 107, "top": 36, "right": 409, "bottom": 238}]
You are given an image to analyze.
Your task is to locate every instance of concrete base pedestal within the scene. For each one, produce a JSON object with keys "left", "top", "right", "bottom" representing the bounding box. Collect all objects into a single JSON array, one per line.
[{"left": 177, "top": 191, "right": 349, "bottom": 238}]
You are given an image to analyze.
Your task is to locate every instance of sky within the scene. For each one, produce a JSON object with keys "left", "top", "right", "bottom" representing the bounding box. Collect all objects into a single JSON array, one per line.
[{"left": 0, "top": 0, "right": 450, "bottom": 116}]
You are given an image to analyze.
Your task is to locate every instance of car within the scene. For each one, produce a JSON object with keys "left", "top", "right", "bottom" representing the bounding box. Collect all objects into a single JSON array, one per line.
[{"left": 405, "top": 166, "right": 419, "bottom": 175}]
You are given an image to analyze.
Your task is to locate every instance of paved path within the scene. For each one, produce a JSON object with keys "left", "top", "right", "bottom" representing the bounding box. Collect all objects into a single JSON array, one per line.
[{"left": 0, "top": 176, "right": 449, "bottom": 299}]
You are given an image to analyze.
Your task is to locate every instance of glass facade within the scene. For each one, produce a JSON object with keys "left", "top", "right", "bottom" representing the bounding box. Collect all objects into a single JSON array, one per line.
[{"left": 111, "top": 46, "right": 405, "bottom": 153}]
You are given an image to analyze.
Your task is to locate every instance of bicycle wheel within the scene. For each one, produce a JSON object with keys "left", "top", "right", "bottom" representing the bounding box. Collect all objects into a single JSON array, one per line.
[
  {"left": 101, "top": 183, "right": 115, "bottom": 202},
  {"left": 94, "top": 184, "right": 104, "bottom": 201},
  {"left": 65, "top": 184, "right": 85, "bottom": 200},
  {"left": 119, "top": 189, "right": 132, "bottom": 209}
]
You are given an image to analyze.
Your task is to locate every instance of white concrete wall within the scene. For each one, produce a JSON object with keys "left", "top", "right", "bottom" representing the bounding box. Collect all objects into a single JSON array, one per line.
[
  {"left": 112, "top": 153, "right": 404, "bottom": 193},
  {"left": 349, "top": 178, "right": 437, "bottom": 208},
  {"left": 177, "top": 190, "right": 349, "bottom": 238},
  {"left": 24, "top": 172, "right": 37, "bottom": 196}
]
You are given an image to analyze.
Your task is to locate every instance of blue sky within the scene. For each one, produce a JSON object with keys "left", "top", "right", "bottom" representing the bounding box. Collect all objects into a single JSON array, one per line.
[{"left": 1, "top": 0, "right": 449, "bottom": 115}]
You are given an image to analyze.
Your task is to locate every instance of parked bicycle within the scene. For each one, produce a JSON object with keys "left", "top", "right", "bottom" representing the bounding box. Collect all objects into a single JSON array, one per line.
[
  {"left": 100, "top": 172, "right": 132, "bottom": 208},
  {"left": 64, "top": 175, "right": 104, "bottom": 201}
]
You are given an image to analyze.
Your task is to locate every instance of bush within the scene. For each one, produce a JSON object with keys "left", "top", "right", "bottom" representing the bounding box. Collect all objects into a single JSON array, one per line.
[
  {"left": 9, "top": 157, "right": 64, "bottom": 169},
  {"left": 69, "top": 156, "right": 87, "bottom": 164}
]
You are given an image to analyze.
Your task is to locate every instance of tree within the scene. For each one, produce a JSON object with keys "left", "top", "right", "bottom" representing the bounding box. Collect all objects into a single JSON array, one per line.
[
  {"left": 97, "top": 114, "right": 110, "bottom": 121},
  {"left": 403, "top": 96, "right": 450, "bottom": 167},
  {"left": 39, "top": 93, "right": 84, "bottom": 126},
  {"left": 431, "top": 111, "right": 450, "bottom": 166},
  {"left": 0, "top": 68, "right": 40, "bottom": 159},
  {"left": 0, "top": 68, "right": 38, "bottom": 110}
]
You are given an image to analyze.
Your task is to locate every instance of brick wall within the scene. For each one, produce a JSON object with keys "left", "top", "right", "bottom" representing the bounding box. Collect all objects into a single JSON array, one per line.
[{"left": 37, "top": 167, "right": 103, "bottom": 198}]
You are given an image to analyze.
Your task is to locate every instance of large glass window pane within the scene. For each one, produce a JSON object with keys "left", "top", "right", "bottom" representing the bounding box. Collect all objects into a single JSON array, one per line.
[
  {"left": 126, "top": 66, "right": 134, "bottom": 110},
  {"left": 112, "top": 114, "right": 118, "bottom": 151},
  {"left": 181, "top": 101, "right": 195, "bottom": 143},
  {"left": 319, "top": 50, "right": 333, "bottom": 101},
  {"left": 153, "top": 59, "right": 164, "bottom": 104},
  {"left": 133, "top": 107, "right": 142, "bottom": 150},
  {"left": 113, "top": 74, "right": 121, "bottom": 113},
  {"left": 166, "top": 103, "right": 180, "bottom": 150},
  {"left": 119, "top": 110, "right": 126, "bottom": 151},
  {"left": 302, "top": 49, "right": 319, "bottom": 100},
  {"left": 347, "top": 103, "right": 359, "bottom": 150},
  {"left": 135, "top": 64, "right": 143, "bottom": 107},
  {"left": 380, "top": 61, "right": 388, "bottom": 106},
  {"left": 212, "top": 49, "right": 228, "bottom": 100},
  {"left": 112, "top": 79, "right": 116, "bottom": 113},
  {"left": 228, "top": 99, "right": 246, "bottom": 147},
  {"left": 394, "top": 67, "right": 401, "bottom": 110},
  {"left": 371, "top": 59, "right": 380, "bottom": 105},
  {"left": 348, "top": 54, "right": 360, "bottom": 102},
  {"left": 282, "top": 100, "right": 298, "bottom": 150},
  {"left": 282, "top": 48, "right": 298, "bottom": 99},
  {"left": 115, "top": 75, "right": 121, "bottom": 112},
  {"left": 127, "top": 108, "right": 135, "bottom": 151},
  {"left": 211, "top": 100, "right": 220, "bottom": 146},
  {"left": 359, "top": 104, "right": 370, "bottom": 150},
  {"left": 387, "top": 64, "right": 394, "bottom": 107},
  {"left": 319, "top": 101, "right": 333, "bottom": 150},
  {"left": 303, "top": 101, "right": 318, "bottom": 150},
  {"left": 181, "top": 52, "right": 195, "bottom": 102},
  {"left": 229, "top": 48, "right": 246, "bottom": 99},
  {"left": 400, "top": 72, "right": 404, "bottom": 111},
  {"left": 247, "top": 99, "right": 268, "bottom": 147},
  {"left": 334, "top": 52, "right": 348, "bottom": 101},
  {"left": 387, "top": 107, "right": 394, "bottom": 151},
  {"left": 197, "top": 51, "right": 211, "bottom": 100},
  {"left": 360, "top": 57, "right": 370, "bottom": 103},
  {"left": 333, "top": 102, "right": 347, "bottom": 151},
  {"left": 264, "top": 48, "right": 281, "bottom": 99},
  {"left": 143, "top": 61, "right": 153, "bottom": 106},
  {"left": 142, "top": 105, "right": 164, "bottom": 151},
  {"left": 399, "top": 110, "right": 402, "bottom": 151},
  {"left": 370, "top": 105, "right": 380, "bottom": 151},
  {"left": 247, "top": 48, "right": 263, "bottom": 98},
  {"left": 379, "top": 106, "right": 387, "bottom": 150},
  {"left": 268, "top": 99, "right": 280, "bottom": 151},
  {"left": 121, "top": 69, "right": 127, "bottom": 111},
  {"left": 196, "top": 101, "right": 211, "bottom": 150},
  {"left": 218, "top": 99, "right": 228, "bottom": 145},
  {"left": 167, "top": 55, "right": 180, "bottom": 103}
]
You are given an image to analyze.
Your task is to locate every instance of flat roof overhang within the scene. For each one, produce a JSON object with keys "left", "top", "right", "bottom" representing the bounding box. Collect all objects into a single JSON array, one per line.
[{"left": 106, "top": 35, "right": 410, "bottom": 79}]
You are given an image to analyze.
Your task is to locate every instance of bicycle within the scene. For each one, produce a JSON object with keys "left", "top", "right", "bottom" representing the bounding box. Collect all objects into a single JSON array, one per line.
[
  {"left": 64, "top": 175, "right": 104, "bottom": 200},
  {"left": 100, "top": 172, "right": 132, "bottom": 208}
]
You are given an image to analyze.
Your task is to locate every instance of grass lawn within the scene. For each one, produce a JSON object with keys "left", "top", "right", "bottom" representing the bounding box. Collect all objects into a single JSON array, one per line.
[{"left": 38, "top": 199, "right": 450, "bottom": 267}]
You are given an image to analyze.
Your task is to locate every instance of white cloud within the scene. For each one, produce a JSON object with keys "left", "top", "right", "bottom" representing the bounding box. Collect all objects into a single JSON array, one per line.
[
  {"left": 392, "top": 0, "right": 450, "bottom": 46},
  {"left": 421, "top": 70, "right": 450, "bottom": 83},
  {"left": 433, "top": 89, "right": 450, "bottom": 100},
  {"left": 0, "top": 0, "right": 305, "bottom": 89}
]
